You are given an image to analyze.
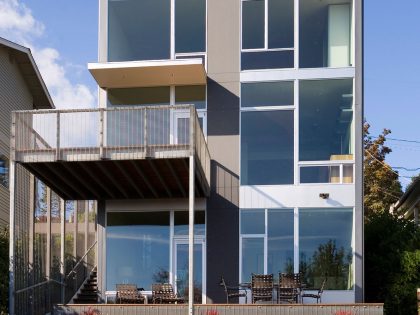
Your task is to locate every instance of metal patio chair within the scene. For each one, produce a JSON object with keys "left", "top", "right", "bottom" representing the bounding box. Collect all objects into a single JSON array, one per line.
[
  {"left": 116, "top": 284, "right": 145, "bottom": 304},
  {"left": 151, "top": 283, "right": 184, "bottom": 304},
  {"left": 278, "top": 273, "right": 301, "bottom": 304},
  {"left": 251, "top": 274, "right": 274, "bottom": 303},
  {"left": 219, "top": 276, "right": 247, "bottom": 304},
  {"left": 301, "top": 278, "right": 327, "bottom": 304}
]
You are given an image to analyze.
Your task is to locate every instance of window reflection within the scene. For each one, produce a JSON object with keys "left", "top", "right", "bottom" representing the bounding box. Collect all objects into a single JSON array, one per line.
[{"left": 299, "top": 208, "right": 353, "bottom": 290}]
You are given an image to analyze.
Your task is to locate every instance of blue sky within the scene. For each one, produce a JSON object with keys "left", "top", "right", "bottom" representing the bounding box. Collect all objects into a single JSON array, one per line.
[{"left": 1, "top": 0, "right": 420, "bottom": 189}]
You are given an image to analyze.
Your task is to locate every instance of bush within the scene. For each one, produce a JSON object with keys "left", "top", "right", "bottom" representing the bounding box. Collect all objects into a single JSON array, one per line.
[
  {"left": 0, "top": 227, "right": 8, "bottom": 314},
  {"left": 365, "top": 212, "right": 420, "bottom": 314}
]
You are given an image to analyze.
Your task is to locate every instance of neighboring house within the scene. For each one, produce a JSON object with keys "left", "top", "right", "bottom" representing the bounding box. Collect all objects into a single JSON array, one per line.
[
  {"left": 9, "top": 0, "right": 363, "bottom": 314},
  {"left": 391, "top": 177, "right": 420, "bottom": 225},
  {"left": 0, "top": 37, "right": 54, "bottom": 228}
]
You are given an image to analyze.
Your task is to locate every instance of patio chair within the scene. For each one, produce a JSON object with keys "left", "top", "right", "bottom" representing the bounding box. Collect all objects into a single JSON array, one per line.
[
  {"left": 251, "top": 274, "right": 274, "bottom": 303},
  {"left": 151, "top": 283, "right": 184, "bottom": 304},
  {"left": 116, "top": 284, "right": 145, "bottom": 304},
  {"left": 219, "top": 276, "right": 247, "bottom": 304},
  {"left": 278, "top": 273, "right": 300, "bottom": 304},
  {"left": 301, "top": 278, "right": 327, "bottom": 304}
]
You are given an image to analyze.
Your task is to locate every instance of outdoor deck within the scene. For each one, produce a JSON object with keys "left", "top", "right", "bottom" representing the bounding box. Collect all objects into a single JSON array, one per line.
[
  {"left": 11, "top": 105, "right": 210, "bottom": 199},
  {"left": 54, "top": 304, "right": 384, "bottom": 315}
]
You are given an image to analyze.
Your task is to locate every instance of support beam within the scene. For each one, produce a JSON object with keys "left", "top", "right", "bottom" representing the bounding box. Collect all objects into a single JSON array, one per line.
[
  {"left": 60, "top": 198, "right": 65, "bottom": 304},
  {"left": 43, "top": 163, "right": 88, "bottom": 199},
  {"left": 114, "top": 162, "right": 145, "bottom": 198},
  {"left": 79, "top": 163, "right": 117, "bottom": 199},
  {"left": 9, "top": 161, "right": 16, "bottom": 315},
  {"left": 165, "top": 159, "right": 187, "bottom": 197},
  {"left": 96, "top": 162, "right": 130, "bottom": 198},
  {"left": 130, "top": 161, "right": 158, "bottom": 198},
  {"left": 148, "top": 160, "right": 172, "bottom": 198},
  {"left": 188, "top": 156, "right": 195, "bottom": 315},
  {"left": 61, "top": 163, "right": 103, "bottom": 199}
]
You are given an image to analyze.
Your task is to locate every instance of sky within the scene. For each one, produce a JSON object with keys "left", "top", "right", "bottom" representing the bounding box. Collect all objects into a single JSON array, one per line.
[{"left": 0, "top": 0, "right": 419, "bottom": 189}]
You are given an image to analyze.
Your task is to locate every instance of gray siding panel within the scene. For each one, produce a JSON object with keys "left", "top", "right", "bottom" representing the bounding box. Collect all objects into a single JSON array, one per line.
[
  {"left": 206, "top": 0, "right": 241, "bottom": 304},
  {"left": 0, "top": 46, "right": 35, "bottom": 226}
]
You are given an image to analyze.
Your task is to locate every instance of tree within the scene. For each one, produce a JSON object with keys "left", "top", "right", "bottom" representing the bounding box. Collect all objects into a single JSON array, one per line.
[
  {"left": 364, "top": 122, "right": 403, "bottom": 215},
  {"left": 365, "top": 212, "right": 420, "bottom": 315}
]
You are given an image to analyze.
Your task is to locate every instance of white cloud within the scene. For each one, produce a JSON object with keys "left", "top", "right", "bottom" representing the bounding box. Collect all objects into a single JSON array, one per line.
[{"left": 0, "top": 0, "right": 96, "bottom": 109}]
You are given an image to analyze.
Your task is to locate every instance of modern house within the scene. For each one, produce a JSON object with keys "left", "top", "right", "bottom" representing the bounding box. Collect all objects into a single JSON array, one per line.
[
  {"left": 9, "top": 0, "right": 365, "bottom": 314},
  {"left": 0, "top": 37, "right": 54, "bottom": 228}
]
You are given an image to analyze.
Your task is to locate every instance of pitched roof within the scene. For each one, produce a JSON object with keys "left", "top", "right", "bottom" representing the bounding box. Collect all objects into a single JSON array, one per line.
[{"left": 0, "top": 37, "right": 54, "bottom": 109}]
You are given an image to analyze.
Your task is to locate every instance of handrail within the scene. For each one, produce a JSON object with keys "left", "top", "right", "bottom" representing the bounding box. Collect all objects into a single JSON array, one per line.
[
  {"left": 15, "top": 278, "right": 65, "bottom": 294},
  {"left": 65, "top": 240, "right": 97, "bottom": 280}
]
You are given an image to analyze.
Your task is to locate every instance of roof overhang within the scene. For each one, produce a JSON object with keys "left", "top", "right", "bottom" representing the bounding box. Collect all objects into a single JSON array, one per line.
[
  {"left": 88, "top": 59, "right": 207, "bottom": 88},
  {"left": 0, "top": 37, "right": 54, "bottom": 109}
]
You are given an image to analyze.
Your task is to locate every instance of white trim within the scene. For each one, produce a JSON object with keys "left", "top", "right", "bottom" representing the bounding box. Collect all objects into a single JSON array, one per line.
[
  {"left": 240, "top": 105, "right": 294, "bottom": 112},
  {"left": 298, "top": 160, "right": 354, "bottom": 166},
  {"left": 294, "top": 79, "right": 299, "bottom": 185},
  {"left": 242, "top": 48, "right": 294, "bottom": 53},
  {"left": 294, "top": 0, "right": 299, "bottom": 69},
  {"left": 171, "top": 0, "right": 175, "bottom": 59},
  {"left": 240, "top": 67, "right": 355, "bottom": 82}
]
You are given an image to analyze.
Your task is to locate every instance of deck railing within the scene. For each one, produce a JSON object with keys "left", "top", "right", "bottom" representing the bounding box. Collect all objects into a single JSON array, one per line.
[{"left": 12, "top": 105, "right": 210, "bottom": 185}]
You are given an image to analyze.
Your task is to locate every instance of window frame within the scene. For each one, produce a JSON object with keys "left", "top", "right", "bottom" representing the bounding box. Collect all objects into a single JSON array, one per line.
[{"left": 0, "top": 155, "right": 9, "bottom": 189}]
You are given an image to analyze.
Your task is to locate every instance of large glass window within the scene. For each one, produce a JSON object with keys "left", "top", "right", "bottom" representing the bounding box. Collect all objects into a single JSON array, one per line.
[
  {"left": 175, "top": 0, "right": 206, "bottom": 53},
  {"left": 108, "top": 0, "right": 206, "bottom": 61},
  {"left": 240, "top": 209, "right": 294, "bottom": 282},
  {"left": 241, "top": 111, "right": 294, "bottom": 185},
  {"left": 108, "top": 0, "right": 171, "bottom": 61},
  {"left": 0, "top": 156, "right": 8, "bottom": 188},
  {"left": 175, "top": 85, "right": 206, "bottom": 109},
  {"left": 300, "top": 0, "right": 353, "bottom": 68},
  {"left": 241, "top": 0, "right": 294, "bottom": 70},
  {"left": 299, "top": 79, "right": 353, "bottom": 161},
  {"left": 241, "top": 82, "right": 293, "bottom": 107},
  {"left": 50, "top": 192, "right": 61, "bottom": 281},
  {"left": 106, "top": 212, "right": 170, "bottom": 291},
  {"left": 34, "top": 180, "right": 48, "bottom": 283},
  {"left": 174, "top": 211, "right": 206, "bottom": 235},
  {"left": 299, "top": 208, "right": 353, "bottom": 290}
]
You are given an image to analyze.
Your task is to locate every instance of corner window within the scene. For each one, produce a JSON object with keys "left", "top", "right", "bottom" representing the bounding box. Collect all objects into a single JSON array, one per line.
[
  {"left": 299, "top": 79, "right": 353, "bottom": 162},
  {"left": 299, "top": 208, "right": 353, "bottom": 290},
  {"left": 0, "top": 156, "right": 8, "bottom": 188},
  {"left": 300, "top": 0, "right": 353, "bottom": 68},
  {"left": 241, "top": 0, "right": 294, "bottom": 70}
]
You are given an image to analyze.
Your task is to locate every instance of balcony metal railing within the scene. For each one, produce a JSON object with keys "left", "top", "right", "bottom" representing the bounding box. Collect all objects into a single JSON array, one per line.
[{"left": 11, "top": 105, "right": 210, "bottom": 186}]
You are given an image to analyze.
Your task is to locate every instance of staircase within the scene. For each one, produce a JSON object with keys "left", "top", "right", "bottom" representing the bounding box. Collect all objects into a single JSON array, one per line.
[{"left": 73, "top": 268, "right": 98, "bottom": 304}]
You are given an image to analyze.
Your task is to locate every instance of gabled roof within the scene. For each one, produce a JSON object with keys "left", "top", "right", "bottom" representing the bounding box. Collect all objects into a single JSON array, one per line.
[
  {"left": 0, "top": 37, "right": 54, "bottom": 109},
  {"left": 391, "top": 177, "right": 420, "bottom": 219}
]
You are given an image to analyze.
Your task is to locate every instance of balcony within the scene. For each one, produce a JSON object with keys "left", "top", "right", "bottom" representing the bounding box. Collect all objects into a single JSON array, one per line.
[
  {"left": 88, "top": 59, "right": 207, "bottom": 88},
  {"left": 11, "top": 105, "right": 210, "bottom": 200}
]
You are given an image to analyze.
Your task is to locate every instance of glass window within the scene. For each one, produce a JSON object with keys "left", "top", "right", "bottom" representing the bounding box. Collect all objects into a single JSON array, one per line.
[
  {"left": 241, "top": 238, "right": 264, "bottom": 282},
  {"left": 267, "top": 209, "right": 294, "bottom": 275},
  {"left": 241, "top": 50, "right": 294, "bottom": 70},
  {"left": 268, "top": 0, "right": 294, "bottom": 49},
  {"left": 300, "top": 0, "right": 352, "bottom": 68},
  {"left": 106, "top": 212, "right": 170, "bottom": 291},
  {"left": 241, "top": 82, "right": 293, "bottom": 107},
  {"left": 175, "top": 0, "right": 206, "bottom": 53},
  {"left": 241, "top": 111, "right": 294, "bottom": 185},
  {"left": 108, "top": 87, "right": 170, "bottom": 107},
  {"left": 299, "top": 208, "right": 353, "bottom": 290},
  {"left": 299, "top": 79, "right": 353, "bottom": 161},
  {"left": 300, "top": 166, "right": 340, "bottom": 184},
  {"left": 174, "top": 211, "right": 206, "bottom": 235},
  {"left": 0, "top": 156, "right": 8, "bottom": 188},
  {"left": 76, "top": 201, "right": 86, "bottom": 260},
  {"left": 242, "top": 0, "right": 265, "bottom": 49},
  {"left": 240, "top": 209, "right": 264, "bottom": 234},
  {"left": 65, "top": 201, "right": 75, "bottom": 276},
  {"left": 175, "top": 85, "right": 206, "bottom": 109},
  {"left": 108, "top": 0, "right": 170, "bottom": 61},
  {"left": 50, "top": 192, "right": 61, "bottom": 281}
]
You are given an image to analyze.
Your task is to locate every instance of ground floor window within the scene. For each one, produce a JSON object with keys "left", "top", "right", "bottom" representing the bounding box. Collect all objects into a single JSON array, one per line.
[
  {"left": 240, "top": 208, "right": 353, "bottom": 290},
  {"left": 106, "top": 210, "right": 205, "bottom": 296}
]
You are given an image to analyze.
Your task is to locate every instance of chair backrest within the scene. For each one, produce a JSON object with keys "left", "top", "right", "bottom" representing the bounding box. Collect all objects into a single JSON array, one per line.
[
  {"left": 219, "top": 276, "right": 228, "bottom": 293},
  {"left": 279, "top": 273, "right": 300, "bottom": 288},
  {"left": 152, "top": 283, "right": 176, "bottom": 299},
  {"left": 251, "top": 274, "right": 274, "bottom": 290},
  {"left": 116, "top": 284, "right": 138, "bottom": 298}
]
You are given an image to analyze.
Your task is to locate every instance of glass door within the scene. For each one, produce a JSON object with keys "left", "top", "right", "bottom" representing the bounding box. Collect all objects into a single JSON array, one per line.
[
  {"left": 171, "top": 110, "right": 206, "bottom": 145},
  {"left": 173, "top": 238, "right": 205, "bottom": 303}
]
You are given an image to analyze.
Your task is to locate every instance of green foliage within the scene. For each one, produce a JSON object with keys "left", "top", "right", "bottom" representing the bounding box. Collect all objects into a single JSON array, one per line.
[
  {"left": 364, "top": 123, "right": 403, "bottom": 215},
  {"left": 0, "top": 227, "right": 9, "bottom": 314},
  {"left": 365, "top": 212, "right": 420, "bottom": 314}
]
